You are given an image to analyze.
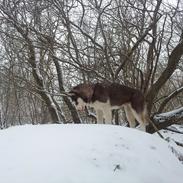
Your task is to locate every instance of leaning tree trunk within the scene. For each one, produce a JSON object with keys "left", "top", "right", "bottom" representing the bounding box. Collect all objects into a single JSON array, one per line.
[
  {"left": 12, "top": 23, "right": 63, "bottom": 123},
  {"left": 28, "top": 44, "right": 62, "bottom": 123},
  {"left": 143, "top": 32, "right": 183, "bottom": 132},
  {"left": 45, "top": 35, "right": 81, "bottom": 124},
  {"left": 52, "top": 55, "right": 81, "bottom": 124},
  {"left": 146, "top": 32, "right": 183, "bottom": 113}
]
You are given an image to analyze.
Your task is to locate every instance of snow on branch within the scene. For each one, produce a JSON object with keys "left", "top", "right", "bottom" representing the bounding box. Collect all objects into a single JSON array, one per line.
[
  {"left": 148, "top": 107, "right": 183, "bottom": 133},
  {"left": 154, "top": 107, "right": 183, "bottom": 123}
]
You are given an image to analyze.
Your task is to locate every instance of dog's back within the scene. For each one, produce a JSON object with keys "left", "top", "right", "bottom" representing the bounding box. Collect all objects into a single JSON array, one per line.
[{"left": 91, "top": 83, "right": 145, "bottom": 111}]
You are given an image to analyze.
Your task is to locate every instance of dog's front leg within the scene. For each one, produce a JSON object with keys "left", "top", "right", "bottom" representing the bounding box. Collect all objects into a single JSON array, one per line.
[
  {"left": 96, "top": 109, "right": 104, "bottom": 124},
  {"left": 103, "top": 109, "right": 112, "bottom": 124}
]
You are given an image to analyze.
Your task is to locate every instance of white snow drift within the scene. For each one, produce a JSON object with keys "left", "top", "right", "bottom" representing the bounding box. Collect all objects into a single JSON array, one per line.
[{"left": 0, "top": 124, "right": 182, "bottom": 183}]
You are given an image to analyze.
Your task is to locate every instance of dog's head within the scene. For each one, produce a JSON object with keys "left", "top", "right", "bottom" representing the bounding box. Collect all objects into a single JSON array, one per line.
[{"left": 68, "top": 83, "right": 94, "bottom": 111}]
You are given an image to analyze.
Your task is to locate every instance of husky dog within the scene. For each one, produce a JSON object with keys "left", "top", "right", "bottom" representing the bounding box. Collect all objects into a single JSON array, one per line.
[{"left": 68, "top": 83, "right": 149, "bottom": 131}]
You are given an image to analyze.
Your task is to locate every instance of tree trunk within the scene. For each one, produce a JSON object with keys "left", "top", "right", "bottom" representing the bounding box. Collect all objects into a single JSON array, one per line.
[
  {"left": 146, "top": 33, "right": 183, "bottom": 112},
  {"left": 53, "top": 57, "right": 81, "bottom": 123},
  {"left": 13, "top": 23, "right": 62, "bottom": 123}
]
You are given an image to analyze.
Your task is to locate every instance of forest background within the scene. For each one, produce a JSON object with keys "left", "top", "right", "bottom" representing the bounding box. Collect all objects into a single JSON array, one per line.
[{"left": 0, "top": 0, "right": 182, "bottom": 132}]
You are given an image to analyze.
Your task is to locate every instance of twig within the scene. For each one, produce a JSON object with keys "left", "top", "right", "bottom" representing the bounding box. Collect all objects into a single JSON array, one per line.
[
  {"left": 148, "top": 119, "right": 165, "bottom": 139},
  {"left": 164, "top": 127, "right": 183, "bottom": 134}
]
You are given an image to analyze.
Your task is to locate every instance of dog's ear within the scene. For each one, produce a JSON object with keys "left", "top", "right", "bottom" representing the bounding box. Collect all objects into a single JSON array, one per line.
[{"left": 68, "top": 84, "right": 94, "bottom": 101}]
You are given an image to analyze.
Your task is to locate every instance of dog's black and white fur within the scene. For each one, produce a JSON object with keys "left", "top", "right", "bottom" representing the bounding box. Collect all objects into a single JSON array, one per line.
[{"left": 68, "top": 83, "right": 149, "bottom": 131}]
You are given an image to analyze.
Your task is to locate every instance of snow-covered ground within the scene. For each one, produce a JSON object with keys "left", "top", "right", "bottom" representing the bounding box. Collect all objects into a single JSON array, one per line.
[
  {"left": 158, "top": 124, "right": 183, "bottom": 162},
  {"left": 0, "top": 124, "right": 182, "bottom": 183}
]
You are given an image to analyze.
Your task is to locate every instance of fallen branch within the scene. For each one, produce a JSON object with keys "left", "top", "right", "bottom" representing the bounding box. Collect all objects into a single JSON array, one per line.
[{"left": 147, "top": 107, "right": 183, "bottom": 133}]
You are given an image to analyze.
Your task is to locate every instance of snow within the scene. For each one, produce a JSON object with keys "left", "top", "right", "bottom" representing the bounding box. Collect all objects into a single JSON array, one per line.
[
  {"left": 158, "top": 124, "right": 183, "bottom": 160},
  {"left": 0, "top": 124, "right": 182, "bottom": 183}
]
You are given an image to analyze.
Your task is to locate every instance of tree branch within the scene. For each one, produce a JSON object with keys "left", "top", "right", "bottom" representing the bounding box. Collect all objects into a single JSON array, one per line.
[
  {"left": 147, "top": 107, "right": 183, "bottom": 133},
  {"left": 158, "top": 86, "right": 183, "bottom": 113}
]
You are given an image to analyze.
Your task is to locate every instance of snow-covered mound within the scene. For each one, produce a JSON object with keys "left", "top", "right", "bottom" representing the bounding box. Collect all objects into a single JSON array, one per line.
[{"left": 0, "top": 124, "right": 182, "bottom": 183}]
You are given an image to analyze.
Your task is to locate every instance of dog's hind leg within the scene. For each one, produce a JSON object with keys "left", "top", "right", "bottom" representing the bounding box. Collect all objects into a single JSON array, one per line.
[
  {"left": 130, "top": 92, "right": 149, "bottom": 131},
  {"left": 131, "top": 107, "right": 149, "bottom": 132},
  {"left": 124, "top": 104, "right": 136, "bottom": 128}
]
